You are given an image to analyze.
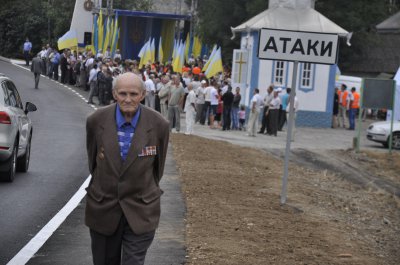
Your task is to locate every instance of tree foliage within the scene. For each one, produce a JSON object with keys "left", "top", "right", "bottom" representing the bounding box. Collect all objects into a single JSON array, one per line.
[
  {"left": 195, "top": 0, "right": 400, "bottom": 69},
  {"left": 0, "top": 0, "right": 74, "bottom": 58},
  {"left": 0, "top": 0, "right": 152, "bottom": 58},
  {"left": 195, "top": 0, "right": 267, "bottom": 63}
]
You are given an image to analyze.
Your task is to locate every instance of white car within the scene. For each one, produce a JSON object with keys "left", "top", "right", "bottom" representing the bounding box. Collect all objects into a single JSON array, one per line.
[
  {"left": 0, "top": 74, "right": 37, "bottom": 182},
  {"left": 366, "top": 120, "right": 400, "bottom": 149}
]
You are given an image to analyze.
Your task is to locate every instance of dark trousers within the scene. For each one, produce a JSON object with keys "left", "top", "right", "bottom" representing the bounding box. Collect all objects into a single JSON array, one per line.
[
  {"left": 24, "top": 51, "right": 30, "bottom": 66},
  {"left": 34, "top": 73, "right": 40, "bottom": 89},
  {"left": 279, "top": 110, "right": 287, "bottom": 131},
  {"left": 90, "top": 215, "right": 155, "bottom": 265},
  {"left": 52, "top": 63, "right": 59, "bottom": 81},
  {"left": 259, "top": 106, "right": 269, "bottom": 133},
  {"left": 269, "top": 109, "right": 279, "bottom": 136},
  {"left": 195, "top": 103, "right": 204, "bottom": 123},
  {"left": 222, "top": 106, "right": 232, "bottom": 130},
  {"left": 60, "top": 68, "right": 67, "bottom": 84},
  {"left": 155, "top": 94, "right": 160, "bottom": 112},
  {"left": 41, "top": 59, "right": 47, "bottom": 75},
  {"left": 201, "top": 101, "right": 211, "bottom": 125},
  {"left": 349, "top": 108, "right": 358, "bottom": 130}
]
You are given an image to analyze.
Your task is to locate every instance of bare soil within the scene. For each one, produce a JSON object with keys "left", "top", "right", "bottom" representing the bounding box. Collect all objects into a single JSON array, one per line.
[{"left": 171, "top": 134, "right": 400, "bottom": 265}]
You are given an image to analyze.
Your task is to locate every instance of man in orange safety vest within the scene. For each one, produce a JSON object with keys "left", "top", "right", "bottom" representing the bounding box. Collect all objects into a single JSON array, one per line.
[
  {"left": 348, "top": 87, "right": 360, "bottom": 130},
  {"left": 337, "top": 84, "right": 349, "bottom": 128}
]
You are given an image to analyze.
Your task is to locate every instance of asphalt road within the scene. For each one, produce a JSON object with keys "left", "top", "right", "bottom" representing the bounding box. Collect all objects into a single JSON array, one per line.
[{"left": 0, "top": 60, "right": 93, "bottom": 264}]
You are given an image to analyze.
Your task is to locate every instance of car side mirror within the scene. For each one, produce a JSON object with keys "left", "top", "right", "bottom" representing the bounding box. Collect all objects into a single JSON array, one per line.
[{"left": 25, "top": 102, "right": 37, "bottom": 114}]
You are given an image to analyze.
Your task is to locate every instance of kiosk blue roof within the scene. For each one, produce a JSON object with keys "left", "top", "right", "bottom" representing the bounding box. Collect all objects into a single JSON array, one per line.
[{"left": 114, "top": 9, "right": 191, "bottom": 20}]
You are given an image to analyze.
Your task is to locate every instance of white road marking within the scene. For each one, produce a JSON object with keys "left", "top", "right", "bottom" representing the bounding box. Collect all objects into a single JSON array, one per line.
[
  {"left": 12, "top": 62, "right": 91, "bottom": 106},
  {"left": 6, "top": 176, "right": 91, "bottom": 265},
  {"left": 6, "top": 62, "right": 97, "bottom": 264}
]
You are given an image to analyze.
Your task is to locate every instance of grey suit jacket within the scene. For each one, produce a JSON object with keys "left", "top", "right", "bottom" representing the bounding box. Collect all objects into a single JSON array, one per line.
[
  {"left": 30, "top": 57, "right": 42, "bottom": 74},
  {"left": 85, "top": 104, "right": 169, "bottom": 235}
]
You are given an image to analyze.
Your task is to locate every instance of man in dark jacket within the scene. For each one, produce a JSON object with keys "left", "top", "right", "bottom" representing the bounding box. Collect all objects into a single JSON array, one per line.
[
  {"left": 221, "top": 86, "right": 234, "bottom": 130},
  {"left": 60, "top": 49, "right": 69, "bottom": 84}
]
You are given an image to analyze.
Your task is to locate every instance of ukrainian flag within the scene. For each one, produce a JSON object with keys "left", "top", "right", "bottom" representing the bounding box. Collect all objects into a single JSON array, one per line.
[
  {"left": 158, "top": 37, "right": 163, "bottom": 63},
  {"left": 205, "top": 47, "right": 223, "bottom": 78},
  {"left": 58, "top": 29, "right": 78, "bottom": 50},
  {"left": 202, "top": 44, "right": 217, "bottom": 72}
]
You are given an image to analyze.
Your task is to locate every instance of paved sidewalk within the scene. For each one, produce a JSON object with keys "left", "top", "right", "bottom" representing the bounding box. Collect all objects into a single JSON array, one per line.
[{"left": 178, "top": 115, "right": 384, "bottom": 151}]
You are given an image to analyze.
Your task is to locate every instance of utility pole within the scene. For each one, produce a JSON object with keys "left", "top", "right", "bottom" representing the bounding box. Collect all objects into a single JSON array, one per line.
[{"left": 48, "top": 0, "right": 51, "bottom": 44}]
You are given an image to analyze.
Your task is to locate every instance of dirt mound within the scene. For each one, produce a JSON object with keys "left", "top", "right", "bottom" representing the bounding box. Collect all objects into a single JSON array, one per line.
[{"left": 171, "top": 134, "right": 400, "bottom": 265}]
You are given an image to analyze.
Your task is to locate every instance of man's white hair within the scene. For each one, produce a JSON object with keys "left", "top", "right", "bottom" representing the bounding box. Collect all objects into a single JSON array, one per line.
[{"left": 113, "top": 72, "right": 146, "bottom": 92}]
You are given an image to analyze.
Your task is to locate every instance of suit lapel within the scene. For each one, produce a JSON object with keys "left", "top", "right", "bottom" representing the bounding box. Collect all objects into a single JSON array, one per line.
[
  {"left": 100, "top": 104, "right": 123, "bottom": 174},
  {"left": 120, "top": 106, "right": 153, "bottom": 176}
]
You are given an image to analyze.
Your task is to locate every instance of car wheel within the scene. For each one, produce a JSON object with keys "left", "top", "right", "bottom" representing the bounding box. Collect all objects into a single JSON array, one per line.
[
  {"left": 17, "top": 135, "right": 31, "bottom": 172},
  {"left": 392, "top": 132, "right": 400, "bottom": 150},
  {"left": 0, "top": 144, "right": 17, "bottom": 182}
]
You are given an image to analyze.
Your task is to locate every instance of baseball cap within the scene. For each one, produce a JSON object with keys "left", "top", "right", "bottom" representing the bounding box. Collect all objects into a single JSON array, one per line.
[
  {"left": 275, "top": 87, "right": 282, "bottom": 93},
  {"left": 201, "top": 80, "right": 207, "bottom": 84}
]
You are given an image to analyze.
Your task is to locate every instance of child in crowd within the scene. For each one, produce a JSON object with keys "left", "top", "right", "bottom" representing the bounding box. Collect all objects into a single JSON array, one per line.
[{"left": 238, "top": 105, "right": 246, "bottom": 130}]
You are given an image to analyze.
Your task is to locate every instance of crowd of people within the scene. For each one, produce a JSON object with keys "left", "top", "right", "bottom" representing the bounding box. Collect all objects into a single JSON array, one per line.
[
  {"left": 25, "top": 39, "right": 302, "bottom": 137},
  {"left": 332, "top": 84, "right": 360, "bottom": 130}
]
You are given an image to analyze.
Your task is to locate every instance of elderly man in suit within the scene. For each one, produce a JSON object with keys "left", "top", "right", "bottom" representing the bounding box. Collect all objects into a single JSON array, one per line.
[
  {"left": 85, "top": 72, "right": 170, "bottom": 265},
  {"left": 30, "top": 54, "right": 43, "bottom": 89}
]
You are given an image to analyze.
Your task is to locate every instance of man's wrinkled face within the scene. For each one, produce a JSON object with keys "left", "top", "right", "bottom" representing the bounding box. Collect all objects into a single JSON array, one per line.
[{"left": 113, "top": 73, "right": 145, "bottom": 116}]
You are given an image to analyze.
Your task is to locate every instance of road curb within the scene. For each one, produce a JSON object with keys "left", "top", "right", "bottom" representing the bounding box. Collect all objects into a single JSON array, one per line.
[{"left": 0, "top": 55, "right": 11, "bottom": 63}]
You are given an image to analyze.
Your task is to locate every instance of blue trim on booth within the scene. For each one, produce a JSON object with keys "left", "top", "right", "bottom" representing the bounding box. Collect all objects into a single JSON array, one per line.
[
  {"left": 298, "top": 63, "right": 316, "bottom": 93},
  {"left": 296, "top": 111, "right": 332, "bottom": 128},
  {"left": 326, "top": 64, "right": 337, "bottom": 113},
  {"left": 250, "top": 31, "right": 260, "bottom": 94},
  {"left": 115, "top": 9, "right": 191, "bottom": 20},
  {"left": 271, "top": 61, "right": 275, "bottom": 85},
  {"left": 270, "top": 60, "right": 289, "bottom": 89}
]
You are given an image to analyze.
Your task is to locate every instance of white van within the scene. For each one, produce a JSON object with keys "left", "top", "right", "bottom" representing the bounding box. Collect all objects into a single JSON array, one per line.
[{"left": 335, "top": 75, "right": 362, "bottom": 92}]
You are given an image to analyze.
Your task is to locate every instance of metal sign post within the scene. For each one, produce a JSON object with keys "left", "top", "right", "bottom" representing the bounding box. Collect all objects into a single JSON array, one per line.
[
  {"left": 280, "top": 61, "right": 298, "bottom": 205},
  {"left": 257, "top": 28, "right": 339, "bottom": 205},
  {"left": 356, "top": 79, "right": 364, "bottom": 153},
  {"left": 389, "top": 81, "right": 397, "bottom": 154}
]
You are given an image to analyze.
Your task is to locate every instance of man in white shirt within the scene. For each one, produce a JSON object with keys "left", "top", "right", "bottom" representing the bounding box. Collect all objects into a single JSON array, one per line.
[
  {"left": 203, "top": 81, "right": 213, "bottom": 125},
  {"left": 158, "top": 75, "right": 171, "bottom": 119},
  {"left": 286, "top": 89, "right": 299, "bottom": 142},
  {"left": 184, "top": 83, "right": 197, "bottom": 135},
  {"left": 113, "top": 49, "right": 122, "bottom": 61},
  {"left": 144, "top": 74, "right": 156, "bottom": 109},
  {"left": 268, "top": 88, "right": 282, "bottom": 136},
  {"left": 196, "top": 80, "right": 206, "bottom": 124},
  {"left": 259, "top": 85, "right": 274, "bottom": 134},
  {"left": 209, "top": 83, "right": 219, "bottom": 129},
  {"left": 221, "top": 81, "right": 229, "bottom": 95},
  {"left": 87, "top": 63, "right": 99, "bottom": 104},
  {"left": 247, "top": 88, "right": 263, "bottom": 136}
]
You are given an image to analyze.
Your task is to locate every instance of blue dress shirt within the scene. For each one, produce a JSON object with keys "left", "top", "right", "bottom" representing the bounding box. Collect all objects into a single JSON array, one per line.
[{"left": 116, "top": 105, "right": 141, "bottom": 161}]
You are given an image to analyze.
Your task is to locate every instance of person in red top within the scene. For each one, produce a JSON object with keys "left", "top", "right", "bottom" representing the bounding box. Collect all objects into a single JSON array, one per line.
[
  {"left": 337, "top": 84, "right": 349, "bottom": 128},
  {"left": 348, "top": 87, "right": 360, "bottom": 130}
]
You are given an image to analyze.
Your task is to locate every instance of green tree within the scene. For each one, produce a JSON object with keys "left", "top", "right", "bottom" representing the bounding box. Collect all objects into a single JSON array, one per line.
[
  {"left": 315, "top": 0, "right": 399, "bottom": 70},
  {"left": 113, "top": 0, "right": 153, "bottom": 11},
  {"left": 195, "top": 0, "right": 400, "bottom": 69},
  {"left": 195, "top": 0, "right": 267, "bottom": 62},
  {"left": 0, "top": 0, "right": 74, "bottom": 58}
]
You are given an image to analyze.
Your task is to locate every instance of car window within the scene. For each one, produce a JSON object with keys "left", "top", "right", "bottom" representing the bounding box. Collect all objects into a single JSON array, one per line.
[
  {"left": 7, "top": 81, "right": 23, "bottom": 109},
  {"left": 1, "top": 81, "right": 10, "bottom": 106},
  {"left": 5, "top": 81, "right": 18, "bottom": 108}
]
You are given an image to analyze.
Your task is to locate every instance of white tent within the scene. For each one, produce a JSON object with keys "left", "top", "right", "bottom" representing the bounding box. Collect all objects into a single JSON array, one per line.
[
  {"left": 231, "top": 1, "right": 349, "bottom": 39},
  {"left": 387, "top": 67, "right": 400, "bottom": 121}
]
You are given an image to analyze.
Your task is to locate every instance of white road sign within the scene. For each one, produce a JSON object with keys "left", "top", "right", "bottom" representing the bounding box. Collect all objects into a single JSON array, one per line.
[{"left": 258, "top": 28, "right": 339, "bottom": 65}]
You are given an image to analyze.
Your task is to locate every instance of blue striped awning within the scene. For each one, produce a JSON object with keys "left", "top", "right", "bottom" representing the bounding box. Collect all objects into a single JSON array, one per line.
[{"left": 114, "top": 9, "right": 191, "bottom": 20}]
